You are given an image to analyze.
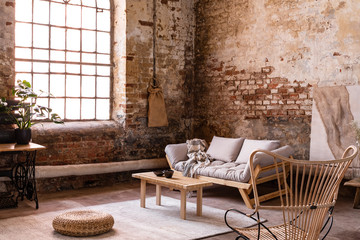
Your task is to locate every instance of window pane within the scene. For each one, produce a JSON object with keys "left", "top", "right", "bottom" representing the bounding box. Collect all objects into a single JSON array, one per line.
[
  {"left": 67, "top": 29, "right": 80, "bottom": 51},
  {"left": 82, "top": 65, "right": 96, "bottom": 75},
  {"left": 15, "top": 73, "right": 32, "bottom": 83},
  {"left": 33, "top": 74, "right": 49, "bottom": 93},
  {"left": 82, "top": 7, "right": 96, "bottom": 30},
  {"left": 67, "top": 52, "right": 80, "bottom": 62},
  {"left": 97, "top": 54, "right": 110, "bottom": 64},
  {"left": 33, "top": 49, "right": 49, "bottom": 60},
  {"left": 82, "top": 53, "right": 96, "bottom": 63},
  {"left": 66, "top": 75, "right": 80, "bottom": 97},
  {"left": 97, "top": 77, "right": 110, "bottom": 97},
  {"left": 97, "top": 66, "right": 110, "bottom": 76},
  {"left": 15, "top": 0, "right": 32, "bottom": 22},
  {"left": 82, "top": 76, "right": 95, "bottom": 97},
  {"left": 66, "top": 4, "right": 81, "bottom": 28},
  {"left": 50, "top": 74, "right": 65, "bottom": 97},
  {"left": 83, "top": 0, "right": 96, "bottom": 7},
  {"left": 15, "top": 48, "right": 31, "bottom": 59},
  {"left": 96, "top": 99, "right": 110, "bottom": 120},
  {"left": 51, "top": 27, "right": 65, "bottom": 50},
  {"left": 66, "top": 64, "right": 80, "bottom": 74},
  {"left": 82, "top": 99, "right": 95, "bottom": 119},
  {"left": 33, "top": 62, "right": 49, "bottom": 73},
  {"left": 50, "top": 63, "right": 65, "bottom": 73},
  {"left": 50, "top": 2, "right": 65, "bottom": 26},
  {"left": 50, "top": 50, "right": 65, "bottom": 61},
  {"left": 15, "top": 0, "right": 112, "bottom": 121},
  {"left": 34, "top": 0, "right": 49, "bottom": 24},
  {"left": 33, "top": 25, "right": 50, "bottom": 48},
  {"left": 97, "top": 1, "right": 111, "bottom": 10},
  {"left": 36, "top": 98, "right": 48, "bottom": 108},
  {"left": 15, "top": 61, "right": 31, "bottom": 72},
  {"left": 36, "top": 98, "right": 49, "bottom": 119},
  {"left": 15, "top": 23, "right": 32, "bottom": 47},
  {"left": 66, "top": 98, "right": 80, "bottom": 119},
  {"left": 97, "top": 32, "right": 110, "bottom": 53},
  {"left": 97, "top": 10, "right": 110, "bottom": 31},
  {"left": 82, "top": 30, "right": 96, "bottom": 52},
  {"left": 50, "top": 98, "right": 64, "bottom": 119}
]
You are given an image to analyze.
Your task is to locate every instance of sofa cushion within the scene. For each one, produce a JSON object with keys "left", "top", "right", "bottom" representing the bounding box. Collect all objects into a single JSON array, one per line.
[
  {"left": 165, "top": 143, "right": 188, "bottom": 167},
  {"left": 173, "top": 145, "right": 294, "bottom": 183},
  {"left": 235, "top": 139, "right": 280, "bottom": 164},
  {"left": 206, "top": 136, "right": 244, "bottom": 162},
  {"left": 173, "top": 160, "right": 249, "bottom": 182}
]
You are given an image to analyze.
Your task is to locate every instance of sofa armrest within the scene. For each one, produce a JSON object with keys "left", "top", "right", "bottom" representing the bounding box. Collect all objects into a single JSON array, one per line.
[
  {"left": 164, "top": 143, "right": 188, "bottom": 167},
  {"left": 240, "top": 145, "right": 294, "bottom": 182}
]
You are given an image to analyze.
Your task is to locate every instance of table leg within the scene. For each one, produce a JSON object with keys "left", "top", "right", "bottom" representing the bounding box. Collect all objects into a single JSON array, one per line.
[
  {"left": 140, "top": 179, "right": 146, "bottom": 208},
  {"left": 180, "top": 189, "right": 186, "bottom": 220},
  {"left": 196, "top": 188, "right": 202, "bottom": 216},
  {"left": 354, "top": 187, "right": 360, "bottom": 209},
  {"left": 156, "top": 184, "right": 161, "bottom": 205}
]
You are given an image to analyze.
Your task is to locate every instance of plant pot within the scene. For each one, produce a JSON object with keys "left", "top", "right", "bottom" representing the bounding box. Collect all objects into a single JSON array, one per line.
[{"left": 14, "top": 128, "right": 31, "bottom": 145}]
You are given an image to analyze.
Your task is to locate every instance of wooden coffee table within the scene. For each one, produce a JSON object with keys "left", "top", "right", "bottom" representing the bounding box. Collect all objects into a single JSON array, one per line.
[{"left": 132, "top": 171, "right": 213, "bottom": 220}]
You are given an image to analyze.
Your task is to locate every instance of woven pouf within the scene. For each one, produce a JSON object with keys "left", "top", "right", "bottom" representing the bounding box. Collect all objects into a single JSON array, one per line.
[{"left": 53, "top": 210, "right": 114, "bottom": 237}]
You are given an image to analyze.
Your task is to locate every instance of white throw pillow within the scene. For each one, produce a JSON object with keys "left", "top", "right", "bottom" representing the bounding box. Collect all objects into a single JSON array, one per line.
[
  {"left": 206, "top": 136, "right": 245, "bottom": 162},
  {"left": 235, "top": 139, "right": 280, "bottom": 164}
]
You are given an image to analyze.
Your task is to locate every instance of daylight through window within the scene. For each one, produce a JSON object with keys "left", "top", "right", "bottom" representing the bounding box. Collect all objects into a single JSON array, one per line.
[{"left": 15, "top": 0, "right": 111, "bottom": 120}]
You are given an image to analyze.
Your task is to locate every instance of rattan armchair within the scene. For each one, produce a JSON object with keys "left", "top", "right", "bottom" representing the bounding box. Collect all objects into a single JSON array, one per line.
[{"left": 225, "top": 145, "right": 358, "bottom": 240}]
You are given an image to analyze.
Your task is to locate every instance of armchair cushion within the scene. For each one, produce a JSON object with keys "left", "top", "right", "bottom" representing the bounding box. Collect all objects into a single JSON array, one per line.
[{"left": 206, "top": 136, "right": 245, "bottom": 162}]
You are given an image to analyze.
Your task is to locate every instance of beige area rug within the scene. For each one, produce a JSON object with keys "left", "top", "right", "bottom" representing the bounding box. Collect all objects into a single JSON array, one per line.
[{"left": 0, "top": 196, "right": 265, "bottom": 240}]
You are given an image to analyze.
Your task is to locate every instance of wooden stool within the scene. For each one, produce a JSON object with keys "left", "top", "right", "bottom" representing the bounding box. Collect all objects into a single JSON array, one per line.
[
  {"left": 53, "top": 210, "right": 114, "bottom": 236},
  {"left": 344, "top": 178, "right": 360, "bottom": 209}
]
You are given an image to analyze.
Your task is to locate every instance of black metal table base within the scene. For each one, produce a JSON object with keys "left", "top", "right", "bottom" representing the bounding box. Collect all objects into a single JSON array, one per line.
[
  {"left": 13, "top": 151, "right": 39, "bottom": 209},
  {"left": 0, "top": 151, "right": 39, "bottom": 209}
]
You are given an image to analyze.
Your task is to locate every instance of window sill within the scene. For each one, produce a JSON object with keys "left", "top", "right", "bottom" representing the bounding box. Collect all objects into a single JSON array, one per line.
[{"left": 32, "top": 120, "right": 121, "bottom": 134}]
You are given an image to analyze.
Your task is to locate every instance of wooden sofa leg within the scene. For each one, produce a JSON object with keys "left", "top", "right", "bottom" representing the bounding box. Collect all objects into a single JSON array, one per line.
[{"left": 239, "top": 189, "right": 254, "bottom": 209}]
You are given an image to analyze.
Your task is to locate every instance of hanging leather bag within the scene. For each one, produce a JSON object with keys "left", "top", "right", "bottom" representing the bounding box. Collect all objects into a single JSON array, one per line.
[{"left": 148, "top": 79, "right": 168, "bottom": 127}]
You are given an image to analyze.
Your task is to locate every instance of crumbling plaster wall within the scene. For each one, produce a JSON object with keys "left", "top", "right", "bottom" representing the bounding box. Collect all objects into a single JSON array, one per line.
[
  {"left": 194, "top": 0, "right": 360, "bottom": 159},
  {"left": 0, "top": 0, "right": 195, "bottom": 191},
  {"left": 0, "top": 0, "right": 15, "bottom": 98},
  {"left": 113, "top": 0, "right": 195, "bottom": 160}
]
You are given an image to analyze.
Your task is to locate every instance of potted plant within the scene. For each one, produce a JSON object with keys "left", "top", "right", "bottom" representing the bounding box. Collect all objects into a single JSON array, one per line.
[{"left": 0, "top": 80, "right": 63, "bottom": 144}]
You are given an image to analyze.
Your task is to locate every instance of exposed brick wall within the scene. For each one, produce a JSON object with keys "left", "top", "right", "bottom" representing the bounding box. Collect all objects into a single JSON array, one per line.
[
  {"left": 32, "top": 121, "right": 123, "bottom": 165},
  {"left": 193, "top": 63, "right": 312, "bottom": 158},
  {"left": 240, "top": 68, "right": 313, "bottom": 119}
]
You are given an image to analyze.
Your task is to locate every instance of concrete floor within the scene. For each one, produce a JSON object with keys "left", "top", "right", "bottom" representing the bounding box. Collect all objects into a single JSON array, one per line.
[{"left": 0, "top": 180, "right": 359, "bottom": 240}]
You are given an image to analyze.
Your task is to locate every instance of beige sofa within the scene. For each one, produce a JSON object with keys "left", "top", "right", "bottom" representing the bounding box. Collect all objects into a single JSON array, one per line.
[{"left": 165, "top": 136, "right": 294, "bottom": 209}]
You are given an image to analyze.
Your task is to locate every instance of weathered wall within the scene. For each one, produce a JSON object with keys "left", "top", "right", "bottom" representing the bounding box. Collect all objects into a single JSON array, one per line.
[
  {"left": 194, "top": 0, "right": 360, "bottom": 159},
  {"left": 114, "top": 0, "right": 195, "bottom": 160},
  {"left": 0, "top": 0, "right": 195, "bottom": 192},
  {"left": 0, "top": 0, "right": 15, "bottom": 98}
]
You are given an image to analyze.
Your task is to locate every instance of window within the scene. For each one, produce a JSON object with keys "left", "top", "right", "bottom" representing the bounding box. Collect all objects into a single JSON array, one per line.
[{"left": 15, "top": 0, "right": 112, "bottom": 120}]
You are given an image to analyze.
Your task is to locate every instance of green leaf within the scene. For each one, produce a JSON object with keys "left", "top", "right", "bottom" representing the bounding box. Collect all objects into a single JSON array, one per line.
[{"left": 22, "top": 80, "right": 31, "bottom": 88}]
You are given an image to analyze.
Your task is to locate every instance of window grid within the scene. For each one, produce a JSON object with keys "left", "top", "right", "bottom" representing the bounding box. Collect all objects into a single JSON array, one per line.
[{"left": 15, "top": 0, "right": 112, "bottom": 120}]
